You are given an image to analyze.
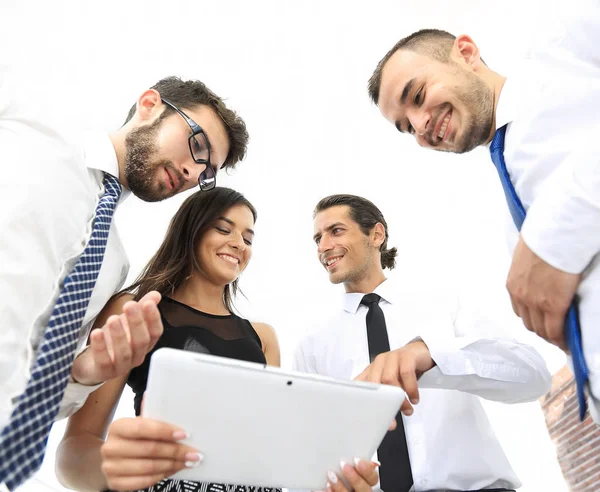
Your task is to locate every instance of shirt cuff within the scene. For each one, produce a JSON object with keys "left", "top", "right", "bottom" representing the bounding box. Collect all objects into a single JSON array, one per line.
[
  {"left": 420, "top": 335, "right": 471, "bottom": 376},
  {"left": 56, "top": 380, "right": 103, "bottom": 420},
  {"left": 56, "top": 344, "right": 104, "bottom": 420}
]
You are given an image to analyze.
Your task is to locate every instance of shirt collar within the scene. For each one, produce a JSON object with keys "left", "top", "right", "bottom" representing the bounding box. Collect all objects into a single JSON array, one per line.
[
  {"left": 342, "top": 276, "right": 397, "bottom": 314},
  {"left": 494, "top": 76, "right": 517, "bottom": 132},
  {"left": 83, "top": 131, "right": 131, "bottom": 203}
]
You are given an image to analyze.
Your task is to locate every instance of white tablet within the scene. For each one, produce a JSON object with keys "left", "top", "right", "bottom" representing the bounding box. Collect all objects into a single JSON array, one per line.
[{"left": 144, "top": 347, "right": 406, "bottom": 490}]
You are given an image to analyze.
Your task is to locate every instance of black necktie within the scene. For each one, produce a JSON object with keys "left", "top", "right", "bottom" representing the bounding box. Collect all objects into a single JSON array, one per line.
[{"left": 361, "top": 293, "right": 413, "bottom": 492}]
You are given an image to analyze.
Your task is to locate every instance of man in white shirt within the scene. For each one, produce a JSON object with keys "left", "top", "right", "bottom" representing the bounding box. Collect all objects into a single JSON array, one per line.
[
  {"left": 0, "top": 73, "right": 248, "bottom": 470},
  {"left": 294, "top": 194, "right": 552, "bottom": 491},
  {"left": 366, "top": 1, "right": 600, "bottom": 422}
]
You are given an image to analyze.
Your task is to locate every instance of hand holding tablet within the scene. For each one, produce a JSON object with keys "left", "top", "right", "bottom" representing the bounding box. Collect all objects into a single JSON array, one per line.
[{"left": 141, "top": 348, "right": 406, "bottom": 490}]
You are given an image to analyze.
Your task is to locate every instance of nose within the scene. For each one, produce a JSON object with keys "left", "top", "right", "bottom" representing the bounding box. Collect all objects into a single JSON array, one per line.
[
  {"left": 407, "top": 108, "right": 431, "bottom": 137},
  {"left": 180, "top": 161, "right": 205, "bottom": 188},
  {"left": 317, "top": 236, "right": 332, "bottom": 255},
  {"left": 229, "top": 232, "right": 246, "bottom": 252}
]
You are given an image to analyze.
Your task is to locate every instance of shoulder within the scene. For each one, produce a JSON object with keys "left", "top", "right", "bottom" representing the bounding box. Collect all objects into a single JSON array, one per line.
[
  {"left": 250, "top": 321, "right": 280, "bottom": 366},
  {"left": 93, "top": 293, "right": 136, "bottom": 328},
  {"left": 249, "top": 321, "right": 278, "bottom": 343},
  {"left": 105, "top": 292, "right": 136, "bottom": 313}
]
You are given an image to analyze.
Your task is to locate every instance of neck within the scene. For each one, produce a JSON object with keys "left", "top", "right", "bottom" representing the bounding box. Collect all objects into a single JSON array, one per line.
[
  {"left": 485, "top": 69, "right": 508, "bottom": 144},
  {"left": 171, "top": 273, "right": 230, "bottom": 315},
  {"left": 344, "top": 268, "right": 387, "bottom": 294},
  {"left": 108, "top": 129, "right": 129, "bottom": 189}
]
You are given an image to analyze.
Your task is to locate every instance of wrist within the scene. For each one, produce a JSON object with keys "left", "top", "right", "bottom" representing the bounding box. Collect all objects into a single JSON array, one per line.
[
  {"left": 406, "top": 338, "right": 435, "bottom": 373},
  {"left": 70, "top": 347, "right": 102, "bottom": 386}
]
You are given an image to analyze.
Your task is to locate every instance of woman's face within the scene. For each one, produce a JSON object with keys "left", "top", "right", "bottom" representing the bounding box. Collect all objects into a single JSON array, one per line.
[{"left": 196, "top": 204, "right": 255, "bottom": 286}]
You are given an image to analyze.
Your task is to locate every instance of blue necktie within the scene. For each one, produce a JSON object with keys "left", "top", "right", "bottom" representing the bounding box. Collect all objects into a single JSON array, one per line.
[
  {"left": 0, "top": 173, "right": 122, "bottom": 490},
  {"left": 490, "top": 125, "right": 589, "bottom": 421}
]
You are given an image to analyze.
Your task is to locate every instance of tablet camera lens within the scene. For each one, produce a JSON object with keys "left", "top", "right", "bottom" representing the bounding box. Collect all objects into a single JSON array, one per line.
[{"left": 287, "top": 381, "right": 293, "bottom": 386}]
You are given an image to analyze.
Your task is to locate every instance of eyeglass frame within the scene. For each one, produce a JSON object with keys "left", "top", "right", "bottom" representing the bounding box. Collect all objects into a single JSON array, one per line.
[{"left": 161, "top": 97, "right": 217, "bottom": 192}]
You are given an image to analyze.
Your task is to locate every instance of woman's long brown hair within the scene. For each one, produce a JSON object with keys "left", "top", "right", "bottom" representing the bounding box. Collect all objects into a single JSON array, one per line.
[{"left": 120, "top": 187, "right": 257, "bottom": 312}]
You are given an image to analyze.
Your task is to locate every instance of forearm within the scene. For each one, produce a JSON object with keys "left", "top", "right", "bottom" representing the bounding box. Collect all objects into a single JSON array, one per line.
[
  {"left": 56, "top": 432, "right": 108, "bottom": 491},
  {"left": 56, "top": 349, "right": 104, "bottom": 421},
  {"left": 419, "top": 336, "right": 552, "bottom": 403}
]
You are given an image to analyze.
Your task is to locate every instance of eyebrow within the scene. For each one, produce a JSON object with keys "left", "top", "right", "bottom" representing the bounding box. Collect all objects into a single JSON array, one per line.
[
  {"left": 218, "top": 216, "right": 254, "bottom": 236},
  {"left": 400, "top": 78, "right": 415, "bottom": 105},
  {"left": 394, "top": 78, "right": 416, "bottom": 133},
  {"left": 313, "top": 222, "right": 345, "bottom": 242}
]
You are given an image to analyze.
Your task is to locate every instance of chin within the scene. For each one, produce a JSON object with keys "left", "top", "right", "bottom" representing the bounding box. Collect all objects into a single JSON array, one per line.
[
  {"left": 218, "top": 274, "right": 239, "bottom": 286},
  {"left": 225, "top": 269, "right": 243, "bottom": 284},
  {"left": 203, "top": 267, "right": 236, "bottom": 287},
  {"left": 328, "top": 271, "right": 345, "bottom": 285}
]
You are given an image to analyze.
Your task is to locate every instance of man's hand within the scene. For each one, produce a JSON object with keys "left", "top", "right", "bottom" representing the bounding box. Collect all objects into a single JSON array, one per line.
[
  {"left": 101, "top": 417, "right": 202, "bottom": 491},
  {"left": 317, "top": 458, "right": 379, "bottom": 492},
  {"left": 507, "top": 236, "right": 581, "bottom": 351},
  {"left": 355, "top": 341, "right": 434, "bottom": 416},
  {"left": 71, "top": 291, "right": 163, "bottom": 385}
]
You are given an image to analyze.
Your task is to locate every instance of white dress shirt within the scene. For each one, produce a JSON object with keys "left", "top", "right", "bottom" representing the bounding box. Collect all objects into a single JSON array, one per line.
[
  {"left": 293, "top": 277, "right": 552, "bottom": 491},
  {"left": 0, "top": 70, "right": 131, "bottom": 432},
  {"left": 494, "top": 0, "right": 600, "bottom": 419}
]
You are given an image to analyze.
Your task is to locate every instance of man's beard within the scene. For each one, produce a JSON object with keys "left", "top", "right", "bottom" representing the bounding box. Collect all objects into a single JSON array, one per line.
[
  {"left": 124, "top": 118, "right": 176, "bottom": 202},
  {"left": 329, "top": 243, "right": 374, "bottom": 287},
  {"left": 449, "top": 63, "right": 495, "bottom": 154}
]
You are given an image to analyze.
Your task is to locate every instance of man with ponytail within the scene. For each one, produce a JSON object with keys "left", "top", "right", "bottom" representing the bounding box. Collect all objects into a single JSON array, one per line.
[{"left": 293, "top": 193, "right": 552, "bottom": 492}]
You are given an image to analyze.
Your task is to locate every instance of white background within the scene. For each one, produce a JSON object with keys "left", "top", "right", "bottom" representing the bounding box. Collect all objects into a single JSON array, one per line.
[{"left": 1, "top": 0, "right": 571, "bottom": 490}]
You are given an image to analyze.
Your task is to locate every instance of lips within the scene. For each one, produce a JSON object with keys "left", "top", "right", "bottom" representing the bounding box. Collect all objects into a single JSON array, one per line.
[
  {"left": 218, "top": 253, "right": 240, "bottom": 265},
  {"left": 323, "top": 255, "right": 343, "bottom": 269},
  {"left": 433, "top": 109, "right": 452, "bottom": 143},
  {"left": 164, "top": 167, "right": 182, "bottom": 191}
]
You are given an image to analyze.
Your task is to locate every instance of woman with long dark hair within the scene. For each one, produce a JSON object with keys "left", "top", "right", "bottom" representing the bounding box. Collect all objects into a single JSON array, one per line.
[{"left": 55, "top": 187, "right": 280, "bottom": 492}]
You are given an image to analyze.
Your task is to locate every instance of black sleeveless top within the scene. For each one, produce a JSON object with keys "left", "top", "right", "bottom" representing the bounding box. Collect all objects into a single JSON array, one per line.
[
  {"left": 122, "top": 297, "right": 279, "bottom": 492},
  {"left": 128, "top": 296, "right": 267, "bottom": 416}
]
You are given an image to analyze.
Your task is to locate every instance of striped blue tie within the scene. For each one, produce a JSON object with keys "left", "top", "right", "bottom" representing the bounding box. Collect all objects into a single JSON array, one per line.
[
  {"left": 490, "top": 125, "right": 589, "bottom": 421},
  {"left": 0, "top": 173, "right": 122, "bottom": 490}
]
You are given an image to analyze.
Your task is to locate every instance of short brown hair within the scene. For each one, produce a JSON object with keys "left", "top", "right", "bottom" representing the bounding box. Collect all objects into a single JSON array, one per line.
[
  {"left": 368, "top": 29, "right": 456, "bottom": 105},
  {"left": 314, "top": 194, "right": 397, "bottom": 270},
  {"left": 124, "top": 76, "right": 249, "bottom": 170}
]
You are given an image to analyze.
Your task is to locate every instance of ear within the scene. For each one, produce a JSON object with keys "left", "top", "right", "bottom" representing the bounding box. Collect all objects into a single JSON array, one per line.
[
  {"left": 451, "top": 34, "right": 482, "bottom": 70},
  {"left": 134, "top": 89, "right": 163, "bottom": 123},
  {"left": 371, "top": 223, "right": 385, "bottom": 249}
]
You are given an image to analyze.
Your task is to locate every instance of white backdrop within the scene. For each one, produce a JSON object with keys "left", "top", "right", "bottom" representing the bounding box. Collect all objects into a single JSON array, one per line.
[{"left": 1, "top": 0, "right": 571, "bottom": 490}]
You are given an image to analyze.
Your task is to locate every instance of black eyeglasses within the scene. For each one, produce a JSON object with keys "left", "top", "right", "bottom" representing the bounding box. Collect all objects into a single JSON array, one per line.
[{"left": 161, "top": 98, "right": 217, "bottom": 192}]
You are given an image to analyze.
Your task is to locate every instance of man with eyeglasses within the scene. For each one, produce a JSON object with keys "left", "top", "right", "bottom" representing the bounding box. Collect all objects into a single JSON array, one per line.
[{"left": 0, "top": 74, "right": 248, "bottom": 489}]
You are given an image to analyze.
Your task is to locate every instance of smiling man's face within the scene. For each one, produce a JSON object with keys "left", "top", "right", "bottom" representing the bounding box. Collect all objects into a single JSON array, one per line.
[
  {"left": 377, "top": 48, "right": 494, "bottom": 154},
  {"left": 313, "top": 205, "right": 378, "bottom": 286}
]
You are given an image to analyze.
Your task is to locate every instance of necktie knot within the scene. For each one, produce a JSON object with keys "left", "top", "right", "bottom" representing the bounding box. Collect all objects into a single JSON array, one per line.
[
  {"left": 104, "top": 173, "right": 122, "bottom": 199},
  {"left": 360, "top": 293, "right": 381, "bottom": 307},
  {"left": 490, "top": 125, "right": 507, "bottom": 154}
]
